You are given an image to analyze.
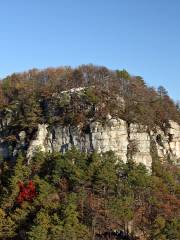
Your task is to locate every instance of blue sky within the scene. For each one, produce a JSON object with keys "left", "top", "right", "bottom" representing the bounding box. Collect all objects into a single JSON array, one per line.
[{"left": 0, "top": 0, "right": 179, "bottom": 100}]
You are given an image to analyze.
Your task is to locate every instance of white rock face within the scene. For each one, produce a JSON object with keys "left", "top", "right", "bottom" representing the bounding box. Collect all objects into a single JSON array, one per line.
[
  {"left": 90, "top": 119, "right": 128, "bottom": 161},
  {"left": 130, "top": 124, "right": 152, "bottom": 168},
  {"left": 169, "top": 121, "right": 180, "bottom": 162},
  {"left": 27, "top": 124, "right": 48, "bottom": 161},
  {"left": 44, "top": 118, "right": 129, "bottom": 161},
  {"left": 26, "top": 119, "right": 180, "bottom": 167},
  {"left": 153, "top": 121, "right": 180, "bottom": 164}
]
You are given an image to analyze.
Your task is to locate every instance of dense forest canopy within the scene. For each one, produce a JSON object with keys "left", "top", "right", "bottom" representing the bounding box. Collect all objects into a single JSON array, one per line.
[{"left": 0, "top": 149, "right": 179, "bottom": 240}]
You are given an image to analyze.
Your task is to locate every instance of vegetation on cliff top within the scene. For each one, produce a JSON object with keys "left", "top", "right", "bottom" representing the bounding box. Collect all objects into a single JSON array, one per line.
[{"left": 0, "top": 65, "right": 179, "bottom": 138}]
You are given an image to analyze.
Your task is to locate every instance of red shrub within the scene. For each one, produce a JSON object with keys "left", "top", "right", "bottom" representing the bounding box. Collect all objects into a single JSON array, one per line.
[{"left": 17, "top": 180, "right": 36, "bottom": 204}]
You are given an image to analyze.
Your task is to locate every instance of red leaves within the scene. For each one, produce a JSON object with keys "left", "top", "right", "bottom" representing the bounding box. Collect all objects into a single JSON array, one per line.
[{"left": 16, "top": 180, "right": 36, "bottom": 204}]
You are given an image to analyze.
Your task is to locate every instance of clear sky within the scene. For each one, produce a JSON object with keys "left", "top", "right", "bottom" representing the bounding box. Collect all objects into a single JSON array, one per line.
[{"left": 0, "top": 0, "right": 179, "bottom": 100}]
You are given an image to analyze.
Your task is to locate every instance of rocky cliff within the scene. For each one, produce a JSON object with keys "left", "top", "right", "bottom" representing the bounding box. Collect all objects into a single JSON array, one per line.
[
  {"left": 0, "top": 67, "right": 180, "bottom": 169},
  {"left": 25, "top": 117, "right": 180, "bottom": 168}
]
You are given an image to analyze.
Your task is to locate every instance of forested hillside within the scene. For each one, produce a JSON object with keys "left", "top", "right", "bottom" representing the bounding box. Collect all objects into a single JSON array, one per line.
[
  {"left": 0, "top": 65, "right": 180, "bottom": 239},
  {"left": 0, "top": 149, "right": 179, "bottom": 240}
]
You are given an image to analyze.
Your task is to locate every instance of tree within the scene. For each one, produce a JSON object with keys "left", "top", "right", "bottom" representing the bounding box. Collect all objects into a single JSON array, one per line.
[
  {"left": 92, "top": 151, "right": 118, "bottom": 195},
  {"left": 158, "top": 86, "right": 168, "bottom": 98},
  {"left": 28, "top": 209, "right": 51, "bottom": 240},
  {"left": 1, "top": 154, "right": 31, "bottom": 210},
  {"left": 0, "top": 208, "right": 16, "bottom": 239},
  {"left": 60, "top": 194, "right": 90, "bottom": 240}
]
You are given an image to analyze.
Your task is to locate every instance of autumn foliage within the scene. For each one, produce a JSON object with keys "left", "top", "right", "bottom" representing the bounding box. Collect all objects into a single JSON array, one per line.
[
  {"left": 16, "top": 180, "right": 36, "bottom": 204},
  {"left": 0, "top": 150, "right": 179, "bottom": 240},
  {"left": 0, "top": 65, "right": 179, "bottom": 136}
]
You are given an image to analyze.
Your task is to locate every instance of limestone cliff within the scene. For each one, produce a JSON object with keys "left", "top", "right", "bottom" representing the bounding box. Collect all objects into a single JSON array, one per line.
[{"left": 26, "top": 117, "right": 180, "bottom": 168}]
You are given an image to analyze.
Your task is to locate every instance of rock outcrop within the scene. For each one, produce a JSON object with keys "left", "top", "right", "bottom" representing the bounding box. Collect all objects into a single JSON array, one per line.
[{"left": 26, "top": 117, "right": 180, "bottom": 168}]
